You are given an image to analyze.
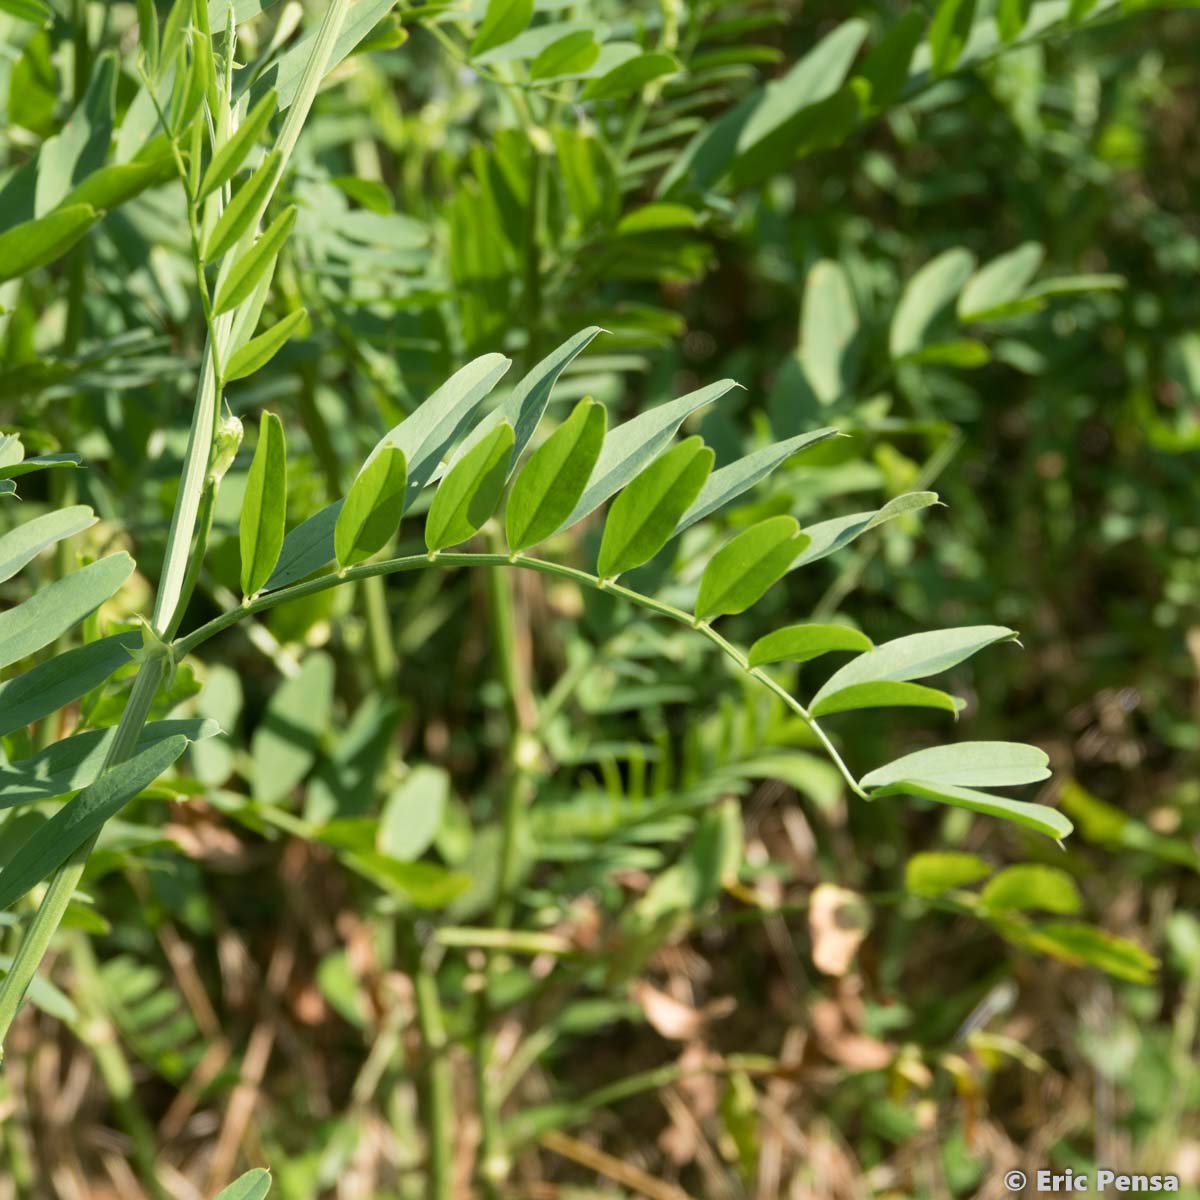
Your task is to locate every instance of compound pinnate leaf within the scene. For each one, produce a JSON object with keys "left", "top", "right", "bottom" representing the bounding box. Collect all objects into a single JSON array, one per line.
[
  {"left": 695, "top": 516, "right": 809, "bottom": 621},
  {"left": 860, "top": 741, "right": 1051, "bottom": 790},
  {"left": 811, "top": 625, "right": 1017, "bottom": 712},
  {"left": 266, "top": 354, "right": 512, "bottom": 590},
  {"left": 0, "top": 735, "right": 190, "bottom": 911},
  {"left": 335, "top": 447, "right": 408, "bottom": 568},
  {"left": 506, "top": 398, "right": 606, "bottom": 552},
  {"left": 0, "top": 554, "right": 134, "bottom": 671},
  {"left": 596, "top": 437, "right": 713, "bottom": 580},
  {"left": 870, "top": 778, "right": 1072, "bottom": 842},
  {"left": 425, "top": 422, "right": 514, "bottom": 552},
  {"left": 239, "top": 411, "right": 287, "bottom": 596},
  {"left": 748, "top": 623, "right": 872, "bottom": 668}
]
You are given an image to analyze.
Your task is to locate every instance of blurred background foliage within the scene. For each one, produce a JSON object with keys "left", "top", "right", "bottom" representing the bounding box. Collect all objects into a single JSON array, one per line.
[{"left": 1, "top": 0, "right": 1199, "bottom": 1196}]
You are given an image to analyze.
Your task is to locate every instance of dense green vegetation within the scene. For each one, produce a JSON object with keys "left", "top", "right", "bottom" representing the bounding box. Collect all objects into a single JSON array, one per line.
[{"left": 1, "top": 0, "right": 1198, "bottom": 1196}]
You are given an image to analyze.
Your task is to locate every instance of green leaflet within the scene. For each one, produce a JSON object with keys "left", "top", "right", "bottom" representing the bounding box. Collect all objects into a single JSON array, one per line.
[
  {"left": 800, "top": 260, "right": 859, "bottom": 404},
  {"left": 695, "top": 516, "right": 809, "bottom": 621},
  {"left": 343, "top": 852, "right": 472, "bottom": 909},
  {"left": 0, "top": 718, "right": 219, "bottom": 808},
  {"left": 563, "top": 378, "right": 736, "bottom": 530},
  {"left": 335, "top": 447, "right": 408, "bottom": 567},
  {"left": 870, "top": 778, "right": 1072, "bottom": 842},
  {"left": 979, "top": 865, "right": 1081, "bottom": 915},
  {"left": 889, "top": 248, "right": 976, "bottom": 358},
  {"left": 597, "top": 437, "right": 713, "bottom": 580},
  {"left": 445, "top": 327, "right": 601, "bottom": 477},
  {"left": 0, "top": 452, "right": 81, "bottom": 481},
  {"left": 379, "top": 765, "right": 449, "bottom": 862},
  {"left": 792, "top": 492, "right": 941, "bottom": 568},
  {"left": 860, "top": 741, "right": 1051, "bottom": 790},
  {"left": 581, "top": 52, "right": 679, "bottom": 101},
  {"left": 224, "top": 308, "right": 307, "bottom": 381},
  {"left": 928, "top": 0, "right": 977, "bottom": 75},
  {"left": 0, "top": 505, "right": 96, "bottom": 584},
  {"left": 904, "top": 851, "right": 992, "bottom": 897},
  {"left": 0, "top": 735, "right": 190, "bottom": 911},
  {"left": 470, "top": 0, "right": 533, "bottom": 56},
  {"left": 202, "top": 149, "right": 282, "bottom": 262},
  {"left": 0, "top": 205, "right": 99, "bottom": 283},
  {"left": 251, "top": 650, "right": 335, "bottom": 805},
  {"left": 677, "top": 428, "right": 839, "bottom": 536},
  {"left": 198, "top": 89, "right": 278, "bottom": 201},
  {"left": 0, "top": 554, "right": 134, "bottom": 671},
  {"left": 1004, "top": 920, "right": 1156, "bottom": 983},
  {"left": 425, "top": 422, "right": 515, "bottom": 552},
  {"left": 212, "top": 205, "right": 296, "bottom": 315},
  {"left": 530, "top": 31, "right": 600, "bottom": 80},
  {"left": 810, "top": 681, "right": 965, "bottom": 719},
  {"left": 0, "top": 632, "right": 140, "bottom": 739},
  {"left": 266, "top": 354, "right": 512, "bottom": 590},
  {"left": 810, "top": 625, "right": 1018, "bottom": 713},
  {"left": 59, "top": 153, "right": 175, "bottom": 213},
  {"left": 747, "top": 623, "right": 873, "bottom": 668},
  {"left": 0, "top": 0, "right": 53, "bottom": 21},
  {"left": 957, "top": 241, "right": 1044, "bottom": 320},
  {"left": 855, "top": 9, "right": 924, "bottom": 113},
  {"left": 239, "top": 411, "right": 287, "bottom": 596},
  {"left": 214, "top": 1170, "right": 272, "bottom": 1200},
  {"left": 997, "top": 0, "right": 1035, "bottom": 40},
  {"left": 506, "top": 398, "right": 606, "bottom": 552}
]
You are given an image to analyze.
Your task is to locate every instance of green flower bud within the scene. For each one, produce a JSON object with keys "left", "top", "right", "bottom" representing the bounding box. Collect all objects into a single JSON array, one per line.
[{"left": 210, "top": 412, "right": 244, "bottom": 484}]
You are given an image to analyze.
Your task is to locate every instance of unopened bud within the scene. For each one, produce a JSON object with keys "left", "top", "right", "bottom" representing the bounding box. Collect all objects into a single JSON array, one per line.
[{"left": 210, "top": 413, "right": 243, "bottom": 484}]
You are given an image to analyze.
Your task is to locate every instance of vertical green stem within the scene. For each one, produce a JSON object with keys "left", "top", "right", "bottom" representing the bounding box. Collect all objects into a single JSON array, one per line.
[
  {"left": 405, "top": 928, "right": 454, "bottom": 1200},
  {"left": 475, "top": 536, "right": 540, "bottom": 1194},
  {"left": 0, "top": 656, "right": 167, "bottom": 1052}
]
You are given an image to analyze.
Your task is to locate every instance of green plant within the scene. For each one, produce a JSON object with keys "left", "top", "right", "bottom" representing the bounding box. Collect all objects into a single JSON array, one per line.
[{"left": 1, "top": 0, "right": 1193, "bottom": 1196}]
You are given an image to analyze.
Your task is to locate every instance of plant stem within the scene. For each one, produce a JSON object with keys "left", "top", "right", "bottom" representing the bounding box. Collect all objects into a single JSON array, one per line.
[
  {"left": 173, "top": 551, "right": 867, "bottom": 797},
  {"left": 404, "top": 927, "right": 454, "bottom": 1200},
  {"left": 0, "top": 655, "right": 168, "bottom": 1054}
]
